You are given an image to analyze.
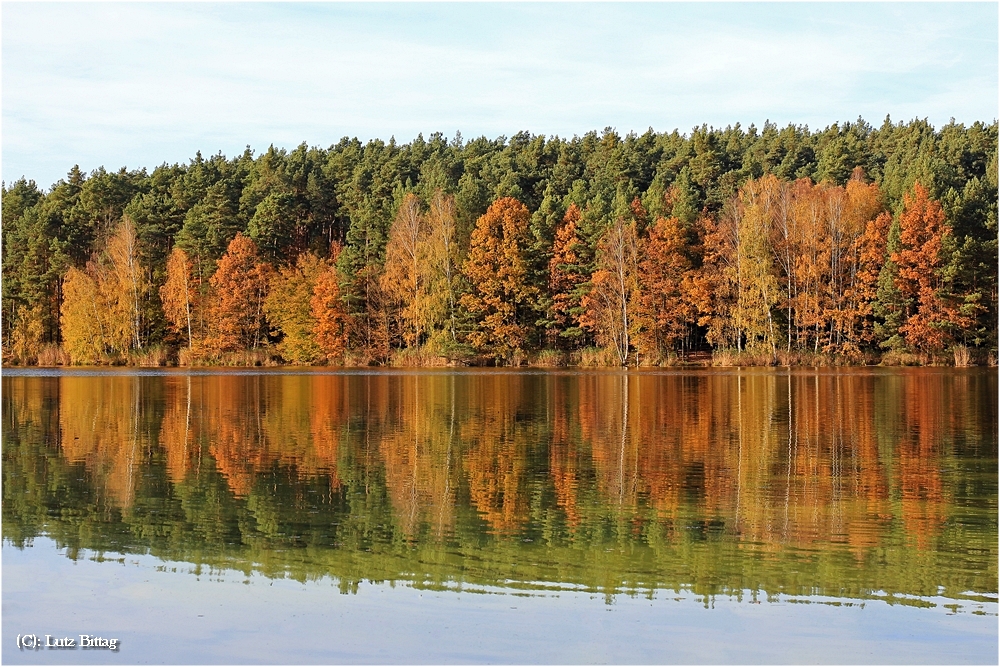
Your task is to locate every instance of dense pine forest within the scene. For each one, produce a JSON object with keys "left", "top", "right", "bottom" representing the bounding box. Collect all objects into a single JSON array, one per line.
[{"left": 2, "top": 117, "right": 997, "bottom": 367}]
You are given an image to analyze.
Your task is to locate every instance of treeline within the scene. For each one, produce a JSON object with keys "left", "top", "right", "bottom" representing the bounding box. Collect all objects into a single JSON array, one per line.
[{"left": 3, "top": 117, "right": 996, "bottom": 366}]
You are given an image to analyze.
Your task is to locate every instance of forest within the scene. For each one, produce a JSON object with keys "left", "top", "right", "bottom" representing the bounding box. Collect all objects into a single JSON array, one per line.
[{"left": 2, "top": 117, "right": 997, "bottom": 366}]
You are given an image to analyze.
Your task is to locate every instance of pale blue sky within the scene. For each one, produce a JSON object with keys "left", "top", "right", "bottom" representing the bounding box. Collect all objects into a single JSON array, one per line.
[{"left": 3, "top": 2, "right": 997, "bottom": 189}]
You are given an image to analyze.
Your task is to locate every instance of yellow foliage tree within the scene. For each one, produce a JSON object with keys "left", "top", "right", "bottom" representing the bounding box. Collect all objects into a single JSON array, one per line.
[
  {"left": 60, "top": 265, "right": 109, "bottom": 364},
  {"left": 381, "top": 193, "right": 426, "bottom": 348},
  {"left": 103, "top": 215, "right": 146, "bottom": 352},
  {"left": 735, "top": 183, "right": 780, "bottom": 355},
  {"left": 9, "top": 303, "right": 46, "bottom": 364},
  {"left": 580, "top": 216, "right": 639, "bottom": 365},
  {"left": 59, "top": 217, "right": 150, "bottom": 364},
  {"left": 421, "top": 190, "right": 462, "bottom": 347},
  {"left": 264, "top": 251, "right": 325, "bottom": 364},
  {"left": 160, "top": 247, "right": 199, "bottom": 350}
]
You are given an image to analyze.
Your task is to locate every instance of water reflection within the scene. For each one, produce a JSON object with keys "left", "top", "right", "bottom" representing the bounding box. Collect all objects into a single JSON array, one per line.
[{"left": 3, "top": 369, "right": 996, "bottom": 608}]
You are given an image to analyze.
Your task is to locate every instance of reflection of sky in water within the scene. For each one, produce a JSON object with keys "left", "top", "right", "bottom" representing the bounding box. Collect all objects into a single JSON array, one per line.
[{"left": 4, "top": 538, "right": 997, "bottom": 665}]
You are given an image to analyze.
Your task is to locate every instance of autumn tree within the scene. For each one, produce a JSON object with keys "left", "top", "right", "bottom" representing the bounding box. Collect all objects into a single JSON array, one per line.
[
  {"left": 208, "top": 233, "right": 272, "bottom": 352},
  {"left": 160, "top": 247, "right": 198, "bottom": 350},
  {"left": 60, "top": 264, "right": 108, "bottom": 364},
  {"left": 816, "top": 171, "right": 885, "bottom": 353},
  {"left": 57, "top": 217, "right": 150, "bottom": 363},
  {"left": 349, "top": 263, "right": 392, "bottom": 364},
  {"left": 421, "top": 190, "right": 462, "bottom": 347},
  {"left": 8, "top": 304, "right": 46, "bottom": 364},
  {"left": 546, "top": 204, "right": 586, "bottom": 347},
  {"left": 718, "top": 182, "right": 779, "bottom": 355},
  {"left": 311, "top": 245, "right": 350, "bottom": 363},
  {"left": 381, "top": 193, "right": 426, "bottom": 348},
  {"left": 460, "top": 198, "right": 538, "bottom": 359},
  {"left": 786, "top": 180, "right": 829, "bottom": 353},
  {"left": 839, "top": 174, "right": 890, "bottom": 352},
  {"left": 844, "top": 210, "right": 892, "bottom": 350},
  {"left": 759, "top": 175, "right": 797, "bottom": 351},
  {"left": 729, "top": 171, "right": 888, "bottom": 356},
  {"left": 103, "top": 215, "right": 147, "bottom": 352},
  {"left": 696, "top": 215, "right": 738, "bottom": 349},
  {"left": 892, "top": 183, "right": 968, "bottom": 353},
  {"left": 581, "top": 216, "right": 639, "bottom": 365},
  {"left": 633, "top": 216, "right": 697, "bottom": 359},
  {"left": 2, "top": 118, "right": 996, "bottom": 366},
  {"left": 264, "top": 251, "right": 325, "bottom": 364}
]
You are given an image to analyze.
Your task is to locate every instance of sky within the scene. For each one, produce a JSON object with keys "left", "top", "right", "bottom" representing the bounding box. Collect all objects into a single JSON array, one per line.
[{"left": 3, "top": 2, "right": 998, "bottom": 190}]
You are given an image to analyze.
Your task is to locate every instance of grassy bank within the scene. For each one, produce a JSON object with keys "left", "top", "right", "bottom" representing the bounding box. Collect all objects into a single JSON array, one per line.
[{"left": 4, "top": 344, "right": 997, "bottom": 368}]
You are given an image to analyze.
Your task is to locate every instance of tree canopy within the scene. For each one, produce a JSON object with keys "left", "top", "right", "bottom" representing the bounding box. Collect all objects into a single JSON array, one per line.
[{"left": 3, "top": 118, "right": 996, "bottom": 365}]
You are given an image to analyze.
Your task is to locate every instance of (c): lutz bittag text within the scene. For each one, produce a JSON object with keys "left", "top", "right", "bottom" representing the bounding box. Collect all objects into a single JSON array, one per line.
[{"left": 17, "top": 634, "right": 120, "bottom": 651}]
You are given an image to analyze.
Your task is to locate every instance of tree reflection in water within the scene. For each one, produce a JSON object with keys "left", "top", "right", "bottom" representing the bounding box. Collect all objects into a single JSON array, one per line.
[{"left": 3, "top": 369, "right": 996, "bottom": 607}]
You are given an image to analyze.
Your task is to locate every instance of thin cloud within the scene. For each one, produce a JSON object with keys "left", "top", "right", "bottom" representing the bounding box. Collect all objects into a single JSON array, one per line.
[{"left": 3, "top": 3, "right": 996, "bottom": 188}]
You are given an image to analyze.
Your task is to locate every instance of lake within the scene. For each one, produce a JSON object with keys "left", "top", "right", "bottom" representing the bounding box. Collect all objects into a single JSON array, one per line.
[{"left": 2, "top": 367, "right": 997, "bottom": 664}]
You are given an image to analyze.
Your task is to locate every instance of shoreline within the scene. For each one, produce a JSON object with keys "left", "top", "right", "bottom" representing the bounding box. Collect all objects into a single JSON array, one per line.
[
  {"left": 3, "top": 359, "right": 995, "bottom": 371},
  {"left": 4, "top": 344, "right": 996, "bottom": 371}
]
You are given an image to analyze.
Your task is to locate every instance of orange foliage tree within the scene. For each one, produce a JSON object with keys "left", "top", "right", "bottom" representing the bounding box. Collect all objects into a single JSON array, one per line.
[
  {"left": 547, "top": 203, "right": 586, "bottom": 347},
  {"left": 160, "top": 246, "right": 199, "bottom": 350},
  {"left": 208, "top": 233, "right": 272, "bottom": 352},
  {"left": 695, "top": 214, "right": 737, "bottom": 349},
  {"left": 892, "top": 183, "right": 968, "bottom": 353},
  {"left": 835, "top": 174, "right": 888, "bottom": 353},
  {"left": 311, "top": 246, "right": 350, "bottom": 363},
  {"left": 460, "top": 197, "right": 537, "bottom": 359},
  {"left": 845, "top": 210, "right": 893, "bottom": 349},
  {"left": 711, "top": 173, "right": 889, "bottom": 356},
  {"left": 633, "top": 216, "right": 698, "bottom": 359}
]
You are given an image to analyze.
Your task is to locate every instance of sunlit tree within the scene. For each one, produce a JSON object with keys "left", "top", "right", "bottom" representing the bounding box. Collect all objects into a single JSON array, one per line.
[
  {"left": 461, "top": 197, "right": 537, "bottom": 359},
  {"left": 311, "top": 246, "right": 351, "bottom": 363},
  {"left": 160, "top": 246, "right": 198, "bottom": 350},
  {"left": 581, "top": 216, "right": 639, "bottom": 365},
  {"left": 209, "top": 233, "right": 272, "bottom": 352},
  {"left": 265, "top": 251, "right": 325, "bottom": 363}
]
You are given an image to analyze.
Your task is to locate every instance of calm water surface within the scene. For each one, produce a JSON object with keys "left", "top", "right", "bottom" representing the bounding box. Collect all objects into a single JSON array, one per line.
[{"left": 3, "top": 367, "right": 997, "bottom": 664}]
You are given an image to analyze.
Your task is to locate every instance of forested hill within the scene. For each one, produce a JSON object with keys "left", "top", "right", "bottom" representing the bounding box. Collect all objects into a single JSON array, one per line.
[{"left": 3, "top": 117, "right": 997, "bottom": 366}]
